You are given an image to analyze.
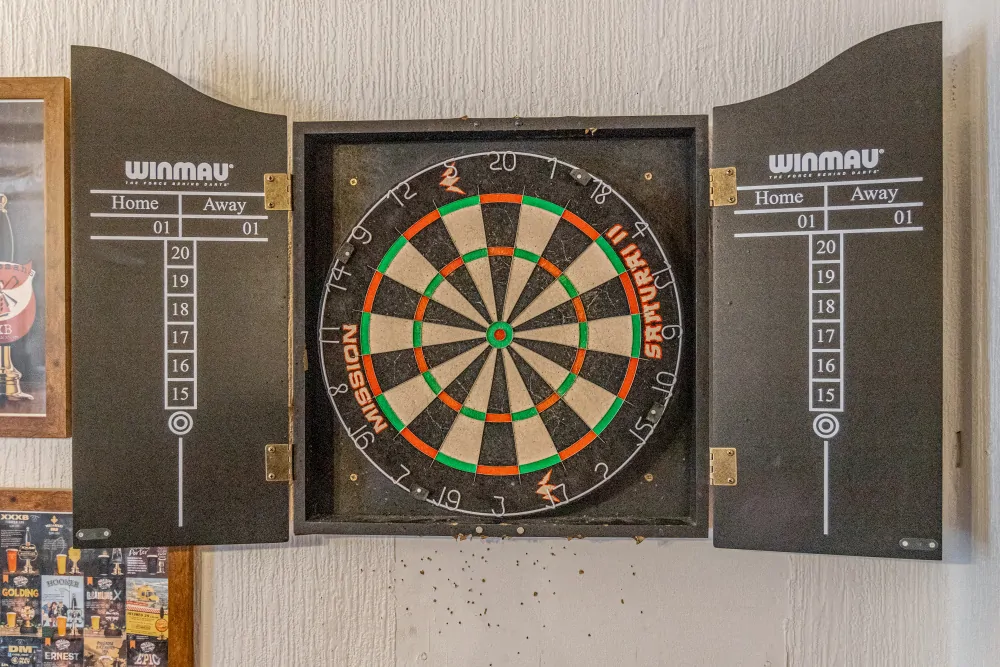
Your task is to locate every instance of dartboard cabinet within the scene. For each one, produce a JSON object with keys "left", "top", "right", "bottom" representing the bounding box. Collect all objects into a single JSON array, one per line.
[{"left": 70, "top": 22, "right": 943, "bottom": 558}]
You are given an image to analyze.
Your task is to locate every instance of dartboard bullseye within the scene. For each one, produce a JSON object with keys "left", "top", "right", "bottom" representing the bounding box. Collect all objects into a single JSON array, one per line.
[{"left": 319, "top": 150, "right": 684, "bottom": 517}]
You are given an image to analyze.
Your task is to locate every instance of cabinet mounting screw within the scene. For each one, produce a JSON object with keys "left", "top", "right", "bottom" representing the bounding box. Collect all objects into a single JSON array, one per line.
[
  {"left": 644, "top": 473, "right": 654, "bottom": 482},
  {"left": 266, "top": 175, "right": 274, "bottom": 182},
  {"left": 267, "top": 473, "right": 275, "bottom": 480},
  {"left": 349, "top": 473, "right": 358, "bottom": 482},
  {"left": 267, "top": 446, "right": 275, "bottom": 453}
]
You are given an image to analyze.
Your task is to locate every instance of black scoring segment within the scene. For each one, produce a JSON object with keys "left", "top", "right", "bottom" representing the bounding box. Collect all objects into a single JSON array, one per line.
[
  {"left": 578, "top": 348, "right": 628, "bottom": 395},
  {"left": 445, "top": 265, "right": 492, "bottom": 323},
  {"left": 406, "top": 218, "right": 461, "bottom": 271},
  {"left": 420, "top": 338, "right": 483, "bottom": 370},
  {"left": 507, "top": 347, "right": 561, "bottom": 402},
  {"left": 540, "top": 218, "right": 592, "bottom": 271},
  {"left": 368, "top": 348, "right": 420, "bottom": 393},
  {"left": 482, "top": 202, "right": 520, "bottom": 248},
  {"left": 421, "top": 297, "right": 485, "bottom": 330},
  {"left": 406, "top": 399, "right": 459, "bottom": 451},
  {"left": 505, "top": 264, "right": 556, "bottom": 324},
  {"left": 512, "top": 339, "right": 576, "bottom": 375},
  {"left": 478, "top": 421, "right": 516, "bottom": 467},
  {"left": 369, "top": 274, "right": 422, "bottom": 319},
  {"left": 490, "top": 255, "right": 512, "bottom": 318},
  {"left": 487, "top": 351, "right": 511, "bottom": 413},
  {"left": 440, "top": 347, "right": 490, "bottom": 404},
  {"left": 513, "top": 300, "right": 578, "bottom": 331},
  {"left": 538, "top": 400, "right": 591, "bottom": 451},
  {"left": 579, "top": 276, "right": 633, "bottom": 320}
]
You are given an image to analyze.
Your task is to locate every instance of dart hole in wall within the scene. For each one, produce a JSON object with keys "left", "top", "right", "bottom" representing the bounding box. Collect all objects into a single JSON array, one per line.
[{"left": 294, "top": 117, "right": 709, "bottom": 537}]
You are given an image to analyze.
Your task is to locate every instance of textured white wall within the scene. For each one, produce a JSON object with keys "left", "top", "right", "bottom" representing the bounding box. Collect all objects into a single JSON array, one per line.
[{"left": 1, "top": 1, "right": 997, "bottom": 665}]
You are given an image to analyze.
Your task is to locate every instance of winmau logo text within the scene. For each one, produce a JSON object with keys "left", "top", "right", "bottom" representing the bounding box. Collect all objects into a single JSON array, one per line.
[
  {"left": 768, "top": 149, "right": 882, "bottom": 174},
  {"left": 125, "top": 161, "right": 232, "bottom": 183}
]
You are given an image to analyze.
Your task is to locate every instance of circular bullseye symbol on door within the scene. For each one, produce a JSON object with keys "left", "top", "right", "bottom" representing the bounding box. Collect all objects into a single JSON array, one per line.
[
  {"left": 812, "top": 413, "right": 840, "bottom": 438},
  {"left": 168, "top": 410, "right": 193, "bottom": 435}
]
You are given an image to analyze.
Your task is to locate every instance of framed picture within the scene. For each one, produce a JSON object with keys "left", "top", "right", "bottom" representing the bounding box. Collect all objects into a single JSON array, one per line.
[
  {"left": 0, "top": 488, "right": 193, "bottom": 666},
  {"left": 0, "top": 79, "right": 70, "bottom": 437}
]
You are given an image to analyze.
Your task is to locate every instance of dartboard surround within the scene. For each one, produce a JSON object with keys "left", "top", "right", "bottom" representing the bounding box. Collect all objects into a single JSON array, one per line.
[{"left": 297, "top": 116, "right": 709, "bottom": 533}]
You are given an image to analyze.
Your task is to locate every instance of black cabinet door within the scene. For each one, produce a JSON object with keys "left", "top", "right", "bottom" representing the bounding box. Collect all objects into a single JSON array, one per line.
[
  {"left": 71, "top": 47, "right": 290, "bottom": 547},
  {"left": 711, "top": 23, "right": 943, "bottom": 558}
]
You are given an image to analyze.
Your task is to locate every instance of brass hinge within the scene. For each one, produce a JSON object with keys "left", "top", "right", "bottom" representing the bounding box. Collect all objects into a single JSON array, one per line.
[
  {"left": 265, "top": 443, "right": 291, "bottom": 482},
  {"left": 709, "top": 447, "right": 737, "bottom": 486},
  {"left": 264, "top": 173, "right": 291, "bottom": 211},
  {"left": 709, "top": 167, "right": 737, "bottom": 207}
]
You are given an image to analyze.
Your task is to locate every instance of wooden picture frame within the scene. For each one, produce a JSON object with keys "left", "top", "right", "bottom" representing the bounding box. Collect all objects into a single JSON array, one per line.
[
  {"left": 0, "top": 78, "right": 70, "bottom": 437},
  {"left": 0, "top": 488, "right": 193, "bottom": 666}
]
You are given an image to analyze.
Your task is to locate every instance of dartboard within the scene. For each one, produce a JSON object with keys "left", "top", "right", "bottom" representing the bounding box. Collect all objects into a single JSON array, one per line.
[{"left": 319, "top": 151, "right": 683, "bottom": 517}]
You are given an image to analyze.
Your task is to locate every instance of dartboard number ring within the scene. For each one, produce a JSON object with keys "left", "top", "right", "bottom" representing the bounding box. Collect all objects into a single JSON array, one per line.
[{"left": 320, "top": 151, "right": 683, "bottom": 517}]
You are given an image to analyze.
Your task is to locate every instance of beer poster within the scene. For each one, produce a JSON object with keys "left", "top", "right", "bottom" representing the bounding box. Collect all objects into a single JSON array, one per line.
[
  {"left": 39, "top": 577, "right": 83, "bottom": 639},
  {"left": 126, "top": 639, "right": 166, "bottom": 667},
  {"left": 0, "top": 636, "right": 42, "bottom": 666},
  {"left": 0, "top": 575, "right": 40, "bottom": 637},
  {"left": 36, "top": 519, "right": 69, "bottom": 579},
  {"left": 0, "top": 513, "right": 44, "bottom": 576},
  {"left": 42, "top": 637, "right": 81, "bottom": 667},
  {"left": 123, "top": 551, "right": 165, "bottom": 579},
  {"left": 83, "top": 578, "right": 123, "bottom": 638},
  {"left": 82, "top": 637, "right": 124, "bottom": 666},
  {"left": 123, "top": 581, "right": 166, "bottom": 640}
]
